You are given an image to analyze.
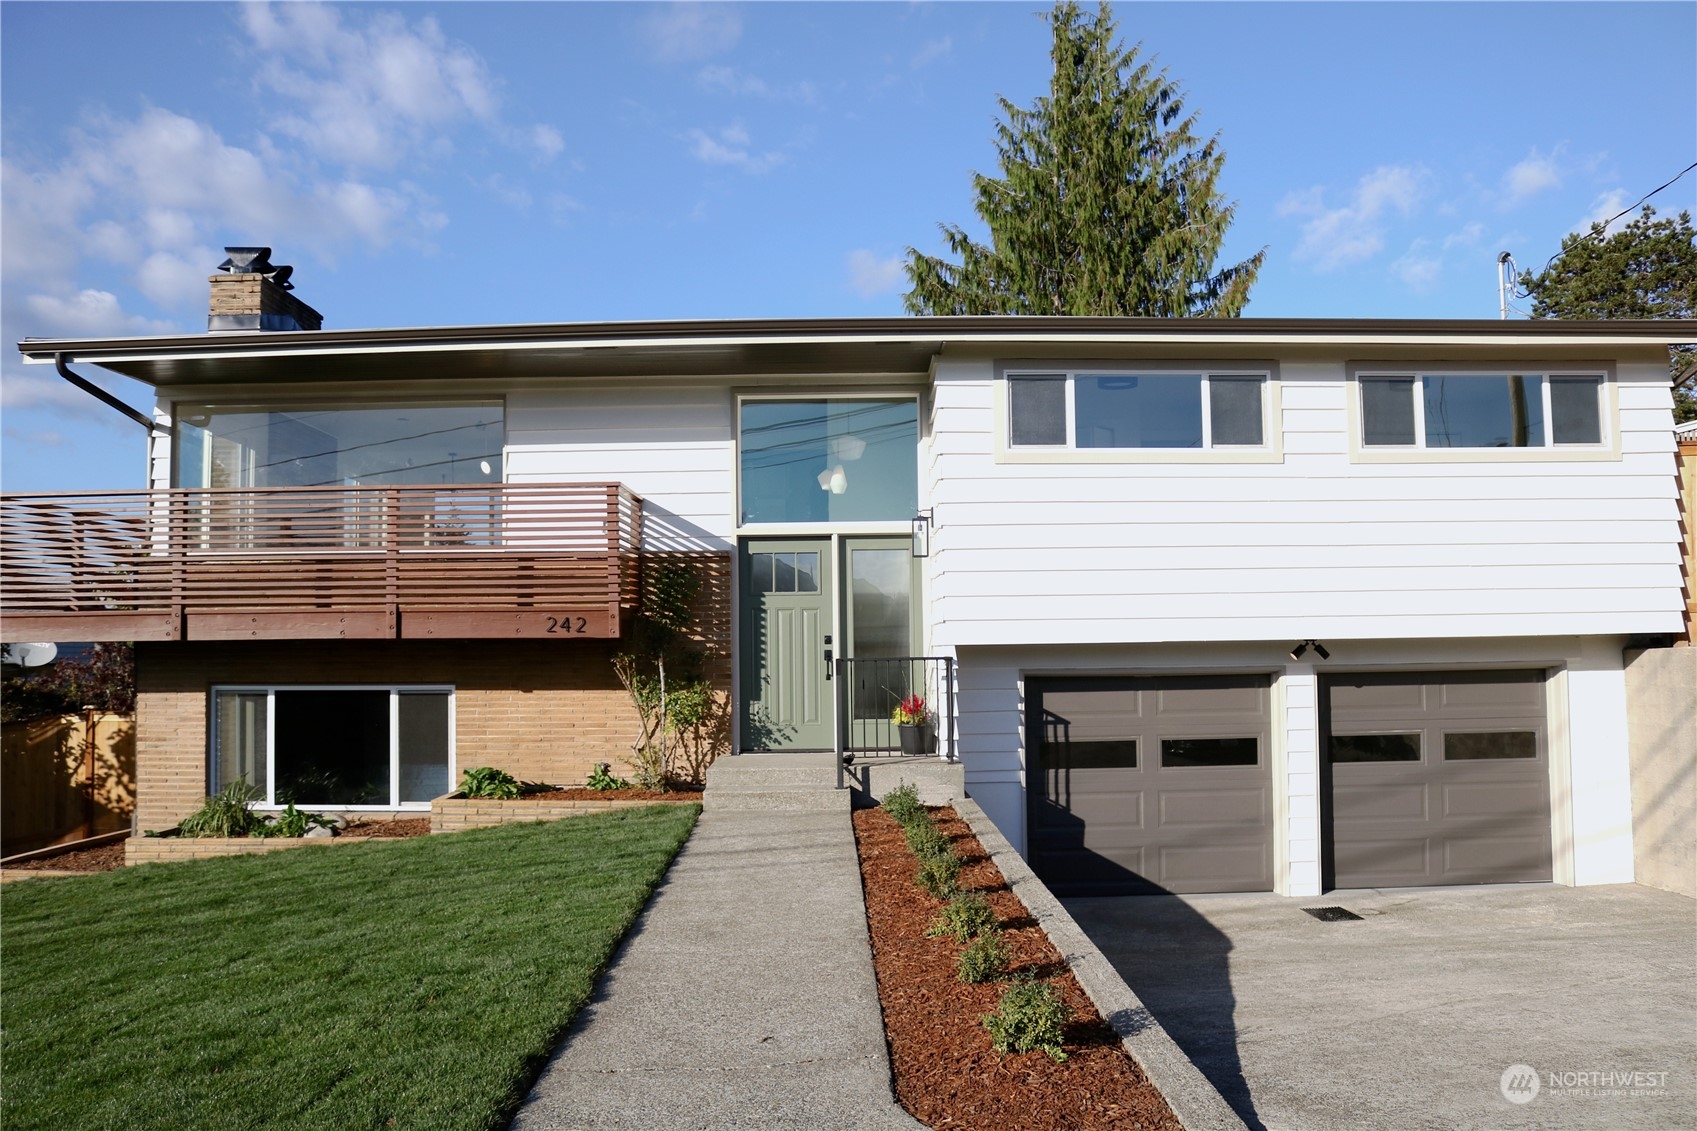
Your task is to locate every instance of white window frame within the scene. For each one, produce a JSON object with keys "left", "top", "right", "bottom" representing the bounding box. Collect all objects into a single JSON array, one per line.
[
  {"left": 995, "top": 363, "right": 1283, "bottom": 464},
  {"left": 1348, "top": 364, "right": 1619, "bottom": 463},
  {"left": 210, "top": 684, "right": 457, "bottom": 810}
]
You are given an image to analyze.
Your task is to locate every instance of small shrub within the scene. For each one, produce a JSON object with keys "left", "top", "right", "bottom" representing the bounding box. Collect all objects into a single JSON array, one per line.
[
  {"left": 252, "top": 804, "right": 336, "bottom": 839},
  {"left": 880, "top": 782, "right": 924, "bottom": 827},
  {"left": 459, "top": 766, "right": 521, "bottom": 800},
  {"left": 587, "top": 762, "right": 632, "bottom": 791},
  {"left": 916, "top": 850, "right": 961, "bottom": 900},
  {"left": 927, "top": 892, "right": 998, "bottom": 943},
  {"left": 904, "top": 819, "right": 952, "bottom": 862},
  {"left": 956, "top": 927, "right": 1007, "bottom": 984},
  {"left": 178, "top": 781, "right": 265, "bottom": 838},
  {"left": 983, "top": 980, "right": 1072, "bottom": 1062}
]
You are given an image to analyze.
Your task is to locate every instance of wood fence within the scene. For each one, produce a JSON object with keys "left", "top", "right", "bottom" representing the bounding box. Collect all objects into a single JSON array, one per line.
[{"left": 1, "top": 711, "right": 135, "bottom": 856}]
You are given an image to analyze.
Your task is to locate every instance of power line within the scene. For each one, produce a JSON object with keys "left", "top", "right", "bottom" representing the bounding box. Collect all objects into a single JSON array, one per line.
[
  {"left": 1526, "top": 160, "right": 1697, "bottom": 287},
  {"left": 1587, "top": 161, "right": 1697, "bottom": 236}
]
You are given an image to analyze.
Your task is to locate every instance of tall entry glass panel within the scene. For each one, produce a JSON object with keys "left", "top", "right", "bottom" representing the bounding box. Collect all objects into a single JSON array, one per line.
[
  {"left": 738, "top": 399, "right": 918, "bottom": 524},
  {"left": 846, "top": 540, "right": 917, "bottom": 735}
]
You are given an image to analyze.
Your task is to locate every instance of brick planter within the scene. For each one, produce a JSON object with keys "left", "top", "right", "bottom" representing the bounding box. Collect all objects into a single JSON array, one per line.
[
  {"left": 126, "top": 835, "right": 367, "bottom": 865},
  {"left": 431, "top": 793, "right": 700, "bottom": 834}
]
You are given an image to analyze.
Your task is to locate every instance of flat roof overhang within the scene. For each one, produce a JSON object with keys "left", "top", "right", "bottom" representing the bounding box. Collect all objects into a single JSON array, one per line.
[{"left": 19, "top": 315, "right": 1697, "bottom": 389}]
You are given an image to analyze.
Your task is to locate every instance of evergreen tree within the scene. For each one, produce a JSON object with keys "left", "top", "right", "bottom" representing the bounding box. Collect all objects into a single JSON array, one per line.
[
  {"left": 904, "top": 1, "right": 1263, "bottom": 317},
  {"left": 1519, "top": 206, "right": 1697, "bottom": 422}
]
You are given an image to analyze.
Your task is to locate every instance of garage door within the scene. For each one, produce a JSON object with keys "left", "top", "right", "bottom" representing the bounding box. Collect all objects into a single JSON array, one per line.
[
  {"left": 1322, "top": 671, "right": 1553, "bottom": 889},
  {"left": 1027, "top": 675, "right": 1272, "bottom": 896}
]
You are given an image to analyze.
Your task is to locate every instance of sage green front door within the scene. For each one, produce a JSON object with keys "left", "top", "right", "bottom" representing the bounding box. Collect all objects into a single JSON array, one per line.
[{"left": 740, "top": 539, "right": 833, "bottom": 750}]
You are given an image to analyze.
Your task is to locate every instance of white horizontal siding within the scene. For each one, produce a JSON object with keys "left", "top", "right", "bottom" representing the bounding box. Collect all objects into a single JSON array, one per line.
[
  {"left": 929, "top": 356, "right": 1684, "bottom": 645},
  {"left": 506, "top": 386, "right": 734, "bottom": 550}
]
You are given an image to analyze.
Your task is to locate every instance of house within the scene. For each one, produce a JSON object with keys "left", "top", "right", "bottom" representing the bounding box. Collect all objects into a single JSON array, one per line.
[{"left": 6, "top": 252, "right": 1694, "bottom": 897}]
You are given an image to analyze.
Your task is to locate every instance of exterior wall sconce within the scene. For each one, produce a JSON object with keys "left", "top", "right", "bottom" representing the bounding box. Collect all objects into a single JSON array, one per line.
[
  {"left": 1289, "top": 639, "right": 1331, "bottom": 661},
  {"left": 912, "top": 509, "right": 933, "bottom": 558}
]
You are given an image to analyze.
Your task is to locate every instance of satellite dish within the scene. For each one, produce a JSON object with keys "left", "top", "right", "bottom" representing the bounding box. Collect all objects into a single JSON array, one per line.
[{"left": 0, "top": 642, "right": 58, "bottom": 668}]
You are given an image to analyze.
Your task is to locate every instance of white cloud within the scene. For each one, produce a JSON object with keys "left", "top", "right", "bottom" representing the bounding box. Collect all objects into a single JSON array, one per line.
[
  {"left": 483, "top": 174, "right": 533, "bottom": 213},
  {"left": 846, "top": 250, "right": 905, "bottom": 299},
  {"left": 530, "top": 124, "right": 565, "bottom": 160},
  {"left": 244, "top": 2, "right": 501, "bottom": 169},
  {"left": 549, "top": 193, "right": 585, "bottom": 226},
  {"left": 1501, "top": 148, "right": 1562, "bottom": 207},
  {"left": 1390, "top": 222, "right": 1490, "bottom": 291},
  {"left": 911, "top": 37, "right": 953, "bottom": 69},
  {"left": 1390, "top": 241, "right": 1442, "bottom": 288},
  {"left": 644, "top": 3, "right": 742, "bottom": 63},
  {"left": 696, "top": 66, "right": 818, "bottom": 105},
  {"left": 24, "top": 289, "right": 175, "bottom": 337},
  {"left": 1443, "top": 222, "right": 1487, "bottom": 251},
  {"left": 1575, "top": 189, "right": 1632, "bottom": 235},
  {"left": 1279, "top": 165, "right": 1427, "bottom": 270},
  {"left": 135, "top": 249, "right": 219, "bottom": 309},
  {"left": 699, "top": 65, "right": 769, "bottom": 97},
  {"left": 687, "top": 124, "right": 784, "bottom": 174}
]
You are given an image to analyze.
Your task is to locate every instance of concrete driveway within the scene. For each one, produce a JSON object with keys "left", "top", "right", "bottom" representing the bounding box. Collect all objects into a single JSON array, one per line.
[{"left": 1065, "top": 884, "right": 1696, "bottom": 1131}]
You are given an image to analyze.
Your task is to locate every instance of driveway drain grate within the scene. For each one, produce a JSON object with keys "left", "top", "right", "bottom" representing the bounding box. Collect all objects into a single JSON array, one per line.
[{"left": 1303, "top": 906, "right": 1364, "bottom": 922}]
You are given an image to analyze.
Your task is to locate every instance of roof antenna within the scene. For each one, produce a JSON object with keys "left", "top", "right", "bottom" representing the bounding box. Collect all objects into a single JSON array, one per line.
[{"left": 1496, "top": 251, "right": 1518, "bottom": 320}]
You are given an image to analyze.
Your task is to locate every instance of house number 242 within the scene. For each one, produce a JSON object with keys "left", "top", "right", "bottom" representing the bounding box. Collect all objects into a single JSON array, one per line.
[{"left": 545, "top": 615, "right": 588, "bottom": 634}]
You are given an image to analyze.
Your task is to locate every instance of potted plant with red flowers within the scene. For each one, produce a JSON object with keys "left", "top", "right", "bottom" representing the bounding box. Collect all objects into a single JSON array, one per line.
[{"left": 891, "top": 694, "right": 936, "bottom": 757}]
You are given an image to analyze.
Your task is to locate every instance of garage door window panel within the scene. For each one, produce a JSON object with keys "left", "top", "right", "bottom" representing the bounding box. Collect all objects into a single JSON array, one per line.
[
  {"left": 1160, "top": 737, "right": 1259, "bottom": 767},
  {"left": 1330, "top": 733, "right": 1421, "bottom": 763},
  {"left": 1443, "top": 731, "right": 1538, "bottom": 760}
]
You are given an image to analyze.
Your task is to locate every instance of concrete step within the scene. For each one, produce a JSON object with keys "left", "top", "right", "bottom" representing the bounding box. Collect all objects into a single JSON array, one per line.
[
  {"left": 707, "top": 766, "right": 839, "bottom": 790},
  {"left": 704, "top": 753, "right": 848, "bottom": 812},
  {"left": 704, "top": 788, "right": 851, "bottom": 813},
  {"left": 706, "top": 753, "right": 838, "bottom": 786}
]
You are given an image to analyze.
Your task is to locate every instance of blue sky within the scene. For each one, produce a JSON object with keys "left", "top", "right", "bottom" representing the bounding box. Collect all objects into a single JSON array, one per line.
[{"left": 3, "top": 1, "right": 1693, "bottom": 492}]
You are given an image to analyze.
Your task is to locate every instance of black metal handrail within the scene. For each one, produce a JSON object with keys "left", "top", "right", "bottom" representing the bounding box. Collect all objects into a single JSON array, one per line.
[{"left": 832, "top": 655, "right": 956, "bottom": 788}]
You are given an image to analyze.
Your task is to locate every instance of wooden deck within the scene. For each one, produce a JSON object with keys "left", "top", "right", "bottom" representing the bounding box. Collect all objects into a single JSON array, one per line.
[{"left": 1, "top": 483, "right": 642, "bottom": 642}]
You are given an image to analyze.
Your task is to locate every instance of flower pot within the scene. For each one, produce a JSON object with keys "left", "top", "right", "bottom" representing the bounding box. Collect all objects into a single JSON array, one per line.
[{"left": 897, "top": 723, "right": 935, "bottom": 757}]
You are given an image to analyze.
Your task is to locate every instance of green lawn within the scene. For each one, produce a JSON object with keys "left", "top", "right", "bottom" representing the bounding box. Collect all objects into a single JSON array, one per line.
[{"left": 1, "top": 805, "right": 699, "bottom": 1131}]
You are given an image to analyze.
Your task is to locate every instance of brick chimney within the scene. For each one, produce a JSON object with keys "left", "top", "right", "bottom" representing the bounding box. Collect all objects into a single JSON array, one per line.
[{"left": 208, "top": 247, "right": 323, "bottom": 332}]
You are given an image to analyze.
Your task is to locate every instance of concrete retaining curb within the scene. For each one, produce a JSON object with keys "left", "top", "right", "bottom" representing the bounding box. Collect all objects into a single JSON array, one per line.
[{"left": 955, "top": 797, "right": 1248, "bottom": 1131}]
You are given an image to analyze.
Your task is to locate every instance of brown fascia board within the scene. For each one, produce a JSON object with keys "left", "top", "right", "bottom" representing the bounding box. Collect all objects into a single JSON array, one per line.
[{"left": 18, "top": 315, "right": 1697, "bottom": 387}]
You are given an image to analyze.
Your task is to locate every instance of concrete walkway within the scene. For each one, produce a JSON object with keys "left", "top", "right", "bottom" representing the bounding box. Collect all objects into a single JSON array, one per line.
[{"left": 511, "top": 792, "right": 921, "bottom": 1129}]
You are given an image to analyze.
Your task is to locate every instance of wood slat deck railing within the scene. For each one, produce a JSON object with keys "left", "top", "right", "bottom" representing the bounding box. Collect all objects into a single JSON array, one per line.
[{"left": 0, "top": 483, "right": 643, "bottom": 642}]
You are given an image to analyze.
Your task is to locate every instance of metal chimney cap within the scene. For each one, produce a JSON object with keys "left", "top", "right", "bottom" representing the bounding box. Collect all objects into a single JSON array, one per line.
[{"left": 219, "top": 247, "right": 274, "bottom": 274}]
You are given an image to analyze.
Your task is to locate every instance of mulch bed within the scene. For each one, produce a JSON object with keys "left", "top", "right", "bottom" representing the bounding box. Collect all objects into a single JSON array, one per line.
[
  {"left": 523, "top": 787, "right": 704, "bottom": 802},
  {"left": 338, "top": 818, "right": 433, "bottom": 838},
  {"left": 854, "top": 805, "right": 1182, "bottom": 1131},
  {"left": 3, "top": 843, "right": 128, "bottom": 873}
]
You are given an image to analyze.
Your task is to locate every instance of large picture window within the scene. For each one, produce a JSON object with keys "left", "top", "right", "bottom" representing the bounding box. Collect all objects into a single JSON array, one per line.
[
  {"left": 212, "top": 686, "right": 454, "bottom": 808},
  {"left": 175, "top": 402, "right": 504, "bottom": 488},
  {"left": 1358, "top": 372, "right": 1605, "bottom": 449},
  {"left": 738, "top": 398, "right": 918, "bottom": 525},
  {"left": 1006, "top": 369, "right": 1270, "bottom": 450}
]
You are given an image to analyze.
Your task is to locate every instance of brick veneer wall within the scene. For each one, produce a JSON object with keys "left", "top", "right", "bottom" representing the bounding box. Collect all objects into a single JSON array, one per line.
[{"left": 136, "top": 638, "right": 661, "bottom": 830}]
